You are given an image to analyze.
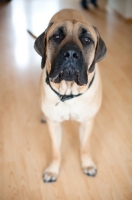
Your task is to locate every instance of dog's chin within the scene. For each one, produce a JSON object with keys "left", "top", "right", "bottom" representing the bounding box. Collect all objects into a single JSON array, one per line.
[{"left": 49, "top": 71, "right": 87, "bottom": 86}]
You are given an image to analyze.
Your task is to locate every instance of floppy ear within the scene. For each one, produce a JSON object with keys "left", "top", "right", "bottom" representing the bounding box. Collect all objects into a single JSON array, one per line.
[
  {"left": 89, "top": 27, "right": 107, "bottom": 73},
  {"left": 34, "top": 23, "right": 53, "bottom": 69}
]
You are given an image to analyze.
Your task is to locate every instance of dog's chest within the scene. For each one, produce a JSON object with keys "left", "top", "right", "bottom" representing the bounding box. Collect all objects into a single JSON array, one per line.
[
  {"left": 41, "top": 67, "right": 102, "bottom": 122},
  {"left": 42, "top": 99, "right": 83, "bottom": 122},
  {"left": 42, "top": 91, "right": 100, "bottom": 123},
  {"left": 54, "top": 99, "right": 85, "bottom": 121}
]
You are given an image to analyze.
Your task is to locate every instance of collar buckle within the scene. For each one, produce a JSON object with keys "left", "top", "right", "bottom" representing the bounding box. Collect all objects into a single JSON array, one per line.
[{"left": 55, "top": 96, "right": 63, "bottom": 106}]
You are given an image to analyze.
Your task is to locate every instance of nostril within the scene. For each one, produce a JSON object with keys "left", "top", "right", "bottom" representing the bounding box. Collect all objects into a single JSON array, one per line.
[
  {"left": 73, "top": 52, "right": 79, "bottom": 59},
  {"left": 64, "top": 52, "right": 70, "bottom": 58},
  {"left": 63, "top": 50, "right": 79, "bottom": 60}
]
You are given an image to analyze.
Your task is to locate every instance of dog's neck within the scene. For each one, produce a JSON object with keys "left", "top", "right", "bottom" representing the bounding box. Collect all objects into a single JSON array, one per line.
[
  {"left": 45, "top": 70, "right": 95, "bottom": 103},
  {"left": 50, "top": 80, "right": 87, "bottom": 96}
]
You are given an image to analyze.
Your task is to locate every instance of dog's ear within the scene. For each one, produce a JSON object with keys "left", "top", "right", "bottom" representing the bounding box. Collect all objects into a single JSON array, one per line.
[
  {"left": 34, "top": 23, "right": 54, "bottom": 69},
  {"left": 89, "top": 27, "right": 107, "bottom": 73}
]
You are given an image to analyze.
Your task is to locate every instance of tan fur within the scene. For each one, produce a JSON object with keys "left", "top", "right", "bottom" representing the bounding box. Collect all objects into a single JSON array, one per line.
[{"left": 39, "top": 9, "right": 103, "bottom": 182}]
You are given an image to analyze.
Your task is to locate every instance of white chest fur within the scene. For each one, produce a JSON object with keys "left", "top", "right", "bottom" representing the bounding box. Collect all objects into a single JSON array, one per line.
[{"left": 41, "top": 67, "right": 102, "bottom": 123}]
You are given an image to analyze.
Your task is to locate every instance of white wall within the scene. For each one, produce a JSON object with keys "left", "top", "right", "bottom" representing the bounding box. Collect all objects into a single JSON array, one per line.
[
  {"left": 125, "top": 0, "right": 132, "bottom": 18},
  {"left": 107, "top": 0, "right": 132, "bottom": 19}
]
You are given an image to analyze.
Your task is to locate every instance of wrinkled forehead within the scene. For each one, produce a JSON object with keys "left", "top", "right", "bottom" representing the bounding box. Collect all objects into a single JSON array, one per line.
[{"left": 47, "top": 20, "right": 98, "bottom": 44}]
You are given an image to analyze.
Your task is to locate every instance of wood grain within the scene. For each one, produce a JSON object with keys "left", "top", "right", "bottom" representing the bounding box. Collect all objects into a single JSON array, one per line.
[{"left": 0, "top": 0, "right": 132, "bottom": 199}]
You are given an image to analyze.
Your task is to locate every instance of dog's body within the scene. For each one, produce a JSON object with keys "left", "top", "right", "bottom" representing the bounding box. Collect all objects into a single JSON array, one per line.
[{"left": 34, "top": 9, "right": 106, "bottom": 182}]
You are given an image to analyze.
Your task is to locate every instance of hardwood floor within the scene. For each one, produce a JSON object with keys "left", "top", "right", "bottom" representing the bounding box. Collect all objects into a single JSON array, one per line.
[{"left": 0, "top": 0, "right": 132, "bottom": 199}]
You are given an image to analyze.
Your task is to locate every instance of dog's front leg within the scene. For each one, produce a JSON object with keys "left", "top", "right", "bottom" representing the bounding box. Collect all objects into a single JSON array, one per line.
[
  {"left": 79, "top": 119, "right": 97, "bottom": 177},
  {"left": 43, "top": 120, "right": 62, "bottom": 183}
]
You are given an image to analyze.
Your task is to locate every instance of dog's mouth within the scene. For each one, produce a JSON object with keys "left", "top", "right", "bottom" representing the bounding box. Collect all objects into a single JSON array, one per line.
[
  {"left": 49, "top": 66, "right": 87, "bottom": 86},
  {"left": 48, "top": 42, "right": 88, "bottom": 85}
]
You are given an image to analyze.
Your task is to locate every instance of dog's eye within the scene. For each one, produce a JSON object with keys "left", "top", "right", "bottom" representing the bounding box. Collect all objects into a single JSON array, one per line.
[
  {"left": 79, "top": 35, "right": 93, "bottom": 46},
  {"left": 51, "top": 27, "right": 65, "bottom": 43},
  {"left": 53, "top": 35, "right": 60, "bottom": 40},
  {"left": 84, "top": 37, "right": 91, "bottom": 43}
]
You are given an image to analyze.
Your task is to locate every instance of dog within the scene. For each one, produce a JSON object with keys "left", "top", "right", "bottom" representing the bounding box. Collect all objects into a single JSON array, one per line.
[{"left": 32, "top": 9, "right": 106, "bottom": 182}]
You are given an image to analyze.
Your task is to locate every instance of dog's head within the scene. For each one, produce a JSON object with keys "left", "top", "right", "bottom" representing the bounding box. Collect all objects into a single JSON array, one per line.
[{"left": 34, "top": 20, "right": 106, "bottom": 85}]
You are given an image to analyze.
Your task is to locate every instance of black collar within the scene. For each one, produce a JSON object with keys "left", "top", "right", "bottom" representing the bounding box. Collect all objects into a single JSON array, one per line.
[{"left": 46, "top": 72, "right": 95, "bottom": 104}]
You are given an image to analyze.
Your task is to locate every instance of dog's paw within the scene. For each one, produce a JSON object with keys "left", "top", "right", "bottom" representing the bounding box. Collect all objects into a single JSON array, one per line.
[
  {"left": 43, "top": 164, "right": 59, "bottom": 183},
  {"left": 83, "top": 166, "right": 97, "bottom": 177},
  {"left": 43, "top": 171, "right": 58, "bottom": 183}
]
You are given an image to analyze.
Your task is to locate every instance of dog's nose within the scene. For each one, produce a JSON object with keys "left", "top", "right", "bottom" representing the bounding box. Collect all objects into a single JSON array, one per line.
[{"left": 63, "top": 50, "right": 79, "bottom": 61}]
